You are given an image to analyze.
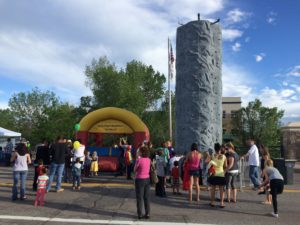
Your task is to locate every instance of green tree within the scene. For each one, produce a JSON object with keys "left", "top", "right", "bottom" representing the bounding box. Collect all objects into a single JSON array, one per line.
[
  {"left": 142, "top": 92, "right": 175, "bottom": 146},
  {"left": 232, "top": 99, "right": 284, "bottom": 146},
  {"left": 7, "top": 88, "right": 78, "bottom": 145},
  {"left": 0, "top": 109, "right": 16, "bottom": 130},
  {"left": 34, "top": 103, "right": 78, "bottom": 143},
  {"left": 8, "top": 87, "right": 59, "bottom": 142},
  {"left": 85, "top": 56, "right": 166, "bottom": 117}
]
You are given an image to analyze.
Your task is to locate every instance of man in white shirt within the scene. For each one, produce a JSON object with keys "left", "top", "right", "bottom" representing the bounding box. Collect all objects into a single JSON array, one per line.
[{"left": 243, "top": 138, "right": 260, "bottom": 190}]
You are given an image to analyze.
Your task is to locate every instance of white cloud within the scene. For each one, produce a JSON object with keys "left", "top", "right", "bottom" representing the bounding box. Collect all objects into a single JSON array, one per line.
[
  {"left": 267, "top": 11, "right": 277, "bottom": 25},
  {"left": 258, "top": 87, "right": 300, "bottom": 118},
  {"left": 222, "top": 63, "right": 255, "bottom": 105},
  {"left": 280, "top": 89, "right": 295, "bottom": 98},
  {"left": 291, "top": 84, "right": 300, "bottom": 92},
  {"left": 222, "top": 29, "right": 243, "bottom": 41},
  {"left": 225, "top": 8, "right": 250, "bottom": 24},
  {"left": 0, "top": 0, "right": 228, "bottom": 105},
  {"left": 287, "top": 65, "right": 300, "bottom": 77},
  {"left": 282, "top": 81, "right": 289, "bottom": 86},
  {"left": 232, "top": 42, "right": 241, "bottom": 52},
  {"left": 254, "top": 53, "right": 266, "bottom": 62}
]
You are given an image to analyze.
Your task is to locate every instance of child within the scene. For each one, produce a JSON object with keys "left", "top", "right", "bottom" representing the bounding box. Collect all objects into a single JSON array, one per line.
[
  {"left": 84, "top": 150, "right": 91, "bottom": 177},
  {"left": 171, "top": 161, "right": 180, "bottom": 195},
  {"left": 72, "top": 157, "right": 82, "bottom": 190},
  {"left": 33, "top": 159, "right": 45, "bottom": 191},
  {"left": 125, "top": 145, "right": 133, "bottom": 180},
  {"left": 90, "top": 151, "right": 99, "bottom": 176},
  {"left": 34, "top": 167, "right": 49, "bottom": 207}
]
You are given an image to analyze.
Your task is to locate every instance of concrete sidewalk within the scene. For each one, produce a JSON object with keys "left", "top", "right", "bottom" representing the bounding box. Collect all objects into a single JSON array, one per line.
[{"left": 0, "top": 166, "right": 299, "bottom": 225}]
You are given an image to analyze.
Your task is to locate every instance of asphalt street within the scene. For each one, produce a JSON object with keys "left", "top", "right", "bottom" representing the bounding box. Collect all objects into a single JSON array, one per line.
[{"left": 0, "top": 166, "right": 299, "bottom": 225}]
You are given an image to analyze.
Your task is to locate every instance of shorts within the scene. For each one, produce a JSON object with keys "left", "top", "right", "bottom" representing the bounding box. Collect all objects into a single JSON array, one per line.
[
  {"left": 172, "top": 178, "right": 180, "bottom": 187},
  {"left": 209, "top": 176, "right": 226, "bottom": 186},
  {"left": 225, "top": 173, "right": 238, "bottom": 189},
  {"left": 189, "top": 170, "right": 200, "bottom": 177}
]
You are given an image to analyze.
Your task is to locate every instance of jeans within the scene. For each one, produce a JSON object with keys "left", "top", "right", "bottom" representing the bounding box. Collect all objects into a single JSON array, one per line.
[
  {"left": 64, "top": 166, "right": 72, "bottom": 182},
  {"left": 135, "top": 178, "right": 150, "bottom": 217},
  {"left": 73, "top": 175, "right": 81, "bottom": 187},
  {"left": 155, "top": 176, "right": 166, "bottom": 197},
  {"left": 47, "top": 163, "right": 65, "bottom": 191},
  {"left": 12, "top": 170, "right": 28, "bottom": 200},
  {"left": 126, "top": 164, "right": 132, "bottom": 179},
  {"left": 249, "top": 165, "right": 260, "bottom": 188},
  {"left": 32, "top": 166, "right": 39, "bottom": 191}
]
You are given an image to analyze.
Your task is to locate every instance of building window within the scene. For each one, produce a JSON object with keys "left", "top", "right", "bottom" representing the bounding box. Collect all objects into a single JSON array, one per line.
[
  {"left": 223, "top": 129, "right": 227, "bottom": 134},
  {"left": 231, "top": 110, "right": 237, "bottom": 118},
  {"left": 223, "top": 110, "right": 226, "bottom": 118}
]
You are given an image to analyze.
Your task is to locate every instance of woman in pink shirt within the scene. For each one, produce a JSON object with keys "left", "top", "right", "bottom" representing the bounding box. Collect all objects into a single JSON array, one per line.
[
  {"left": 186, "top": 143, "right": 201, "bottom": 202},
  {"left": 134, "top": 146, "right": 151, "bottom": 220}
]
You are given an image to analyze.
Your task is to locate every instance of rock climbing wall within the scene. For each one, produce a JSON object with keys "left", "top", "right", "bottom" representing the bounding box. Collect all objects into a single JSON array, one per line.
[{"left": 175, "top": 20, "right": 222, "bottom": 153}]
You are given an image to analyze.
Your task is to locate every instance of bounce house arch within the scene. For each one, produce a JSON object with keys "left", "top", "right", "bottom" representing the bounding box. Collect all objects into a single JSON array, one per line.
[{"left": 77, "top": 107, "right": 150, "bottom": 149}]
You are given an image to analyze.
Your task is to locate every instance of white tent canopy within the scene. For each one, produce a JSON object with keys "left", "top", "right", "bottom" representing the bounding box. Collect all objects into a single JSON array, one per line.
[{"left": 0, "top": 127, "right": 21, "bottom": 137}]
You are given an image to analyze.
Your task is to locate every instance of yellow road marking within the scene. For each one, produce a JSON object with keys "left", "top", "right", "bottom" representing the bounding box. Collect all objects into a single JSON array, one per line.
[
  {"left": 0, "top": 182, "right": 134, "bottom": 188},
  {"left": 1, "top": 182, "right": 300, "bottom": 192}
]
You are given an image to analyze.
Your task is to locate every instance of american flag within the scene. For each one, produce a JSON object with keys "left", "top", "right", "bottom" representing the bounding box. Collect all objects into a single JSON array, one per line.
[
  {"left": 169, "top": 41, "right": 175, "bottom": 79},
  {"left": 170, "top": 44, "right": 175, "bottom": 64}
]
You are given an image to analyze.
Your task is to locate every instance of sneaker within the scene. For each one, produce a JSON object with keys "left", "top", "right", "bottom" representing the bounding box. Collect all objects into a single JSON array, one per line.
[
  {"left": 143, "top": 215, "right": 150, "bottom": 219},
  {"left": 20, "top": 196, "right": 27, "bottom": 200},
  {"left": 270, "top": 212, "right": 279, "bottom": 218},
  {"left": 56, "top": 188, "right": 64, "bottom": 193}
]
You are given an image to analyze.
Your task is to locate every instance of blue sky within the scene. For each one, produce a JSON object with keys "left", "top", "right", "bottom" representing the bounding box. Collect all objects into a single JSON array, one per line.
[{"left": 0, "top": 0, "right": 299, "bottom": 122}]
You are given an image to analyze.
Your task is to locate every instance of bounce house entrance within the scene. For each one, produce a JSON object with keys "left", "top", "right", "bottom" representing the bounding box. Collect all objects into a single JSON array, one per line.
[{"left": 76, "top": 107, "right": 150, "bottom": 172}]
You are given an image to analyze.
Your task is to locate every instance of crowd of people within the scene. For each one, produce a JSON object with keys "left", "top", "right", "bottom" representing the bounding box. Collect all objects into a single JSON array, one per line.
[{"left": 6, "top": 136, "right": 284, "bottom": 219}]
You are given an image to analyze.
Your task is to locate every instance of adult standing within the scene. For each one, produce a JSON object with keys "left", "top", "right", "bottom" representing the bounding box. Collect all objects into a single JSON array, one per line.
[
  {"left": 259, "top": 159, "right": 284, "bottom": 218},
  {"left": 5, "top": 138, "right": 14, "bottom": 166},
  {"left": 134, "top": 146, "right": 151, "bottom": 220},
  {"left": 186, "top": 143, "right": 201, "bottom": 202},
  {"left": 225, "top": 142, "right": 239, "bottom": 203},
  {"left": 33, "top": 139, "right": 50, "bottom": 191},
  {"left": 155, "top": 149, "right": 167, "bottom": 197},
  {"left": 11, "top": 140, "right": 31, "bottom": 200},
  {"left": 46, "top": 136, "right": 67, "bottom": 192},
  {"left": 209, "top": 143, "right": 227, "bottom": 208},
  {"left": 73, "top": 139, "right": 85, "bottom": 164},
  {"left": 243, "top": 138, "right": 260, "bottom": 190}
]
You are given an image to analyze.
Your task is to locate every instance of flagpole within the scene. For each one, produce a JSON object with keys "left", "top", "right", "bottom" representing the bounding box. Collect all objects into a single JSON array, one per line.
[{"left": 168, "top": 37, "right": 172, "bottom": 141}]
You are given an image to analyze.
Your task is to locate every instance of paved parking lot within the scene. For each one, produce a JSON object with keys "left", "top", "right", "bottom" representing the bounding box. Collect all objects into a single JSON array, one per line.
[{"left": 0, "top": 166, "right": 299, "bottom": 225}]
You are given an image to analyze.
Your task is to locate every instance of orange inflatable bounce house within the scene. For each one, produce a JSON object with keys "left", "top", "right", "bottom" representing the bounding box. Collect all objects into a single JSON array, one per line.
[{"left": 76, "top": 107, "right": 150, "bottom": 172}]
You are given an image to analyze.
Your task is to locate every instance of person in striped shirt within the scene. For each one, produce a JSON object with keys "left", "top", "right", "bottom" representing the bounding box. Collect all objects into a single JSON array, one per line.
[{"left": 34, "top": 167, "right": 49, "bottom": 207}]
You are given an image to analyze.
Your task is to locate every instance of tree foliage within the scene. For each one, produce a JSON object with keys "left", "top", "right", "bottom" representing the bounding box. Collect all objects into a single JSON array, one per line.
[
  {"left": 232, "top": 99, "right": 284, "bottom": 146},
  {"left": 85, "top": 56, "right": 166, "bottom": 117},
  {"left": 7, "top": 88, "right": 78, "bottom": 145},
  {"left": 0, "top": 109, "right": 16, "bottom": 130}
]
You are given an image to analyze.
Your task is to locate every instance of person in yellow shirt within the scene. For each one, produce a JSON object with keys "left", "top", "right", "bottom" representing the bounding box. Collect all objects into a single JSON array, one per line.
[{"left": 209, "top": 143, "right": 227, "bottom": 208}]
